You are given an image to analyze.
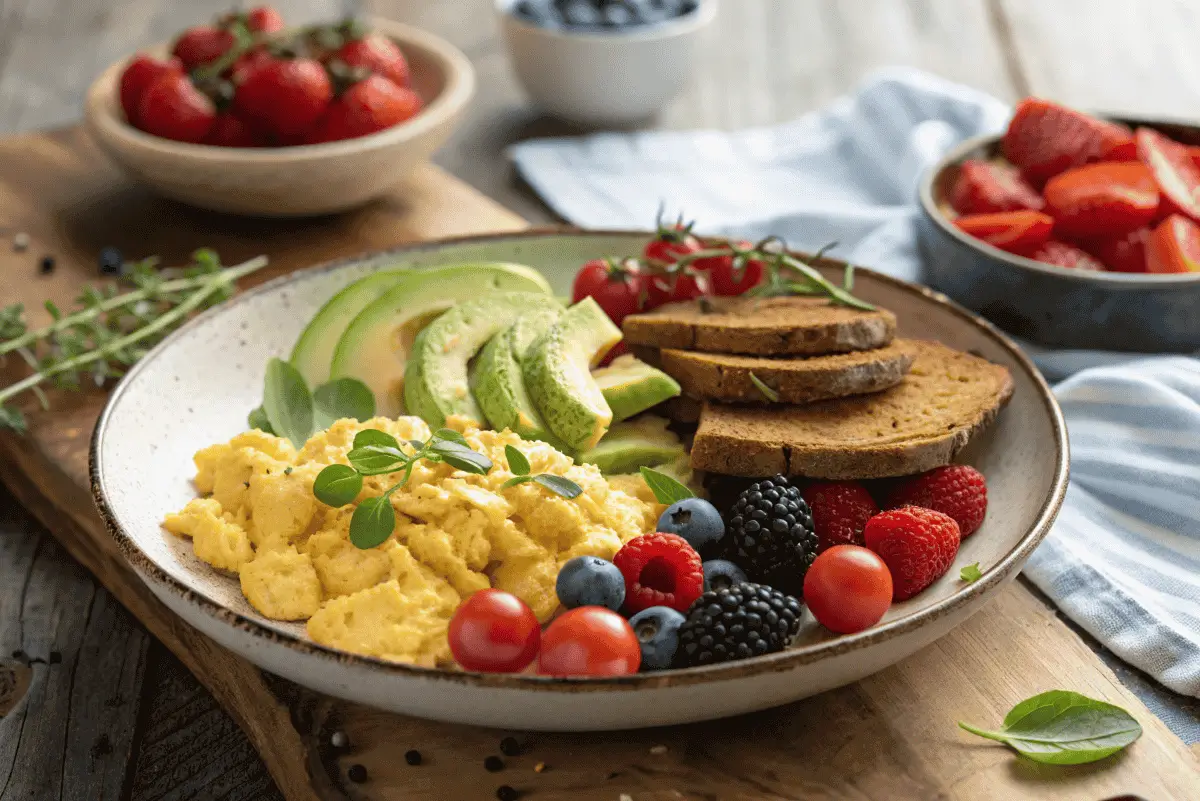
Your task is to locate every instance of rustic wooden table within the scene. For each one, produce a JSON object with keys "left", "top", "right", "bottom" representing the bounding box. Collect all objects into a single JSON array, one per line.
[{"left": 2, "top": 1, "right": 1200, "bottom": 799}]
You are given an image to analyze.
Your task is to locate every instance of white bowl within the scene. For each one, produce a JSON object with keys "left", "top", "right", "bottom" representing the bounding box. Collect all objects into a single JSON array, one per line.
[
  {"left": 496, "top": 0, "right": 717, "bottom": 125},
  {"left": 84, "top": 19, "right": 475, "bottom": 217}
]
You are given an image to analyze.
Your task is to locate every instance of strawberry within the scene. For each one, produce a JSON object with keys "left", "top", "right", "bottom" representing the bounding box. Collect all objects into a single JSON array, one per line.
[
  {"left": 171, "top": 25, "right": 236, "bottom": 71},
  {"left": 953, "top": 210, "right": 1054, "bottom": 255},
  {"left": 1042, "top": 161, "right": 1159, "bottom": 239},
  {"left": 864, "top": 507, "right": 960, "bottom": 601},
  {"left": 1145, "top": 214, "right": 1200, "bottom": 273},
  {"left": 885, "top": 465, "right": 988, "bottom": 539},
  {"left": 802, "top": 481, "right": 879, "bottom": 553},
  {"left": 119, "top": 53, "right": 183, "bottom": 126},
  {"left": 1136, "top": 127, "right": 1200, "bottom": 222},
  {"left": 1188, "top": 146, "right": 1200, "bottom": 173},
  {"left": 246, "top": 5, "right": 285, "bottom": 33},
  {"left": 948, "top": 160, "right": 1044, "bottom": 215},
  {"left": 1082, "top": 227, "right": 1151, "bottom": 273},
  {"left": 234, "top": 56, "right": 332, "bottom": 139},
  {"left": 613, "top": 533, "right": 704, "bottom": 615},
  {"left": 1029, "top": 240, "right": 1105, "bottom": 271},
  {"left": 1002, "top": 98, "right": 1135, "bottom": 186},
  {"left": 306, "top": 75, "right": 422, "bottom": 143},
  {"left": 137, "top": 72, "right": 216, "bottom": 143},
  {"left": 332, "top": 33, "right": 411, "bottom": 88},
  {"left": 203, "top": 112, "right": 259, "bottom": 147}
]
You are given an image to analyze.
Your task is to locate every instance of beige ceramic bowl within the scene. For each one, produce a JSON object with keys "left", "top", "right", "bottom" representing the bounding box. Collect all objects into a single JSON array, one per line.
[{"left": 83, "top": 19, "right": 474, "bottom": 217}]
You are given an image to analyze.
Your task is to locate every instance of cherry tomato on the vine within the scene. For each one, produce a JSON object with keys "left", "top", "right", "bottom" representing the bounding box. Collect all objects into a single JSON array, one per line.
[
  {"left": 642, "top": 226, "right": 702, "bottom": 265},
  {"left": 572, "top": 258, "right": 645, "bottom": 325},
  {"left": 802, "top": 545, "right": 893, "bottom": 634},
  {"left": 694, "top": 239, "right": 766, "bottom": 295},
  {"left": 246, "top": 5, "right": 285, "bottom": 33},
  {"left": 449, "top": 588, "right": 541, "bottom": 673},
  {"left": 537, "top": 606, "right": 641, "bottom": 677}
]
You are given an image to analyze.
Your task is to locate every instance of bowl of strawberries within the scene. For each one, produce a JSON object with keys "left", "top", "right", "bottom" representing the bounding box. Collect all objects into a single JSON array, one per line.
[
  {"left": 918, "top": 98, "right": 1200, "bottom": 353},
  {"left": 83, "top": 7, "right": 474, "bottom": 217}
]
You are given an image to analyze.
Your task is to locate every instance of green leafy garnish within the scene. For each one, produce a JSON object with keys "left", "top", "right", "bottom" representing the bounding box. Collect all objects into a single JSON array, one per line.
[
  {"left": 749, "top": 372, "right": 780, "bottom": 402},
  {"left": 960, "top": 562, "right": 983, "bottom": 583},
  {"left": 247, "top": 405, "right": 275, "bottom": 434},
  {"left": 313, "top": 377, "right": 375, "bottom": 429},
  {"left": 312, "top": 464, "right": 362, "bottom": 507},
  {"left": 532, "top": 474, "right": 583, "bottom": 499},
  {"left": 346, "top": 444, "right": 410, "bottom": 475},
  {"left": 958, "top": 690, "right": 1142, "bottom": 765},
  {"left": 429, "top": 435, "right": 494, "bottom": 474},
  {"left": 639, "top": 466, "right": 694, "bottom": 505},
  {"left": 349, "top": 496, "right": 396, "bottom": 550},
  {"left": 353, "top": 429, "right": 400, "bottom": 449},
  {"left": 504, "top": 443, "right": 531, "bottom": 476},
  {"left": 262, "top": 358, "right": 313, "bottom": 448},
  {"left": 499, "top": 442, "right": 582, "bottom": 498}
]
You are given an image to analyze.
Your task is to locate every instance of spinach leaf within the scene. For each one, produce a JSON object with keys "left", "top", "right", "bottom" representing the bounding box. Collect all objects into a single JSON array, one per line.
[
  {"left": 639, "top": 466, "right": 694, "bottom": 505},
  {"left": 262, "top": 358, "right": 313, "bottom": 448},
  {"left": 312, "top": 377, "right": 375, "bottom": 429}
]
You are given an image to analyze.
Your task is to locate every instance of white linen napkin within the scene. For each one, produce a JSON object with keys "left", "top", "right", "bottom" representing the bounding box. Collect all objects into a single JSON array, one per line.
[{"left": 510, "top": 67, "right": 1200, "bottom": 697}]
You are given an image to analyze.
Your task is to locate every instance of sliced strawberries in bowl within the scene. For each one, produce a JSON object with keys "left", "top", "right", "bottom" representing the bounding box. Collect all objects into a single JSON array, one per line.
[
  {"left": 1042, "top": 161, "right": 1159, "bottom": 239},
  {"left": 948, "top": 160, "right": 1044, "bottom": 214},
  {"left": 1001, "top": 97, "right": 1135, "bottom": 186},
  {"left": 1145, "top": 214, "right": 1200, "bottom": 273},
  {"left": 953, "top": 210, "right": 1054, "bottom": 255}
]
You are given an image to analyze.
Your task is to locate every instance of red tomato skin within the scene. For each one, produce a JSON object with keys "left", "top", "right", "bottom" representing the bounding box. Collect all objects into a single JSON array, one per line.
[
  {"left": 246, "top": 6, "right": 285, "bottom": 33},
  {"left": 119, "top": 54, "right": 184, "bottom": 126},
  {"left": 537, "top": 607, "right": 641, "bottom": 677},
  {"left": 953, "top": 210, "right": 1055, "bottom": 254},
  {"left": 137, "top": 72, "right": 216, "bottom": 143},
  {"left": 694, "top": 240, "right": 765, "bottom": 295},
  {"left": 572, "top": 259, "right": 644, "bottom": 325},
  {"left": 171, "top": 25, "right": 235, "bottom": 71},
  {"left": 1137, "top": 127, "right": 1200, "bottom": 222},
  {"left": 1042, "top": 162, "right": 1159, "bottom": 239},
  {"left": 203, "top": 112, "right": 260, "bottom": 147},
  {"left": 1145, "top": 214, "right": 1200, "bottom": 274},
  {"left": 448, "top": 589, "right": 541, "bottom": 673},
  {"left": 803, "top": 545, "right": 893, "bottom": 634}
]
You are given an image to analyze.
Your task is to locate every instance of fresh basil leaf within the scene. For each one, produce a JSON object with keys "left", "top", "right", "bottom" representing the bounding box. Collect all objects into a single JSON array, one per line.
[
  {"left": 960, "top": 562, "right": 983, "bottom": 583},
  {"left": 247, "top": 405, "right": 275, "bottom": 434},
  {"left": 505, "top": 444, "right": 531, "bottom": 476},
  {"left": 349, "top": 496, "right": 396, "bottom": 549},
  {"left": 354, "top": 428, "right": 400, "bottom": 450},
  {"left": 313, "top": 464, "right": 362, "bottom": 507},
  {"left": 431, "top": 440, "right": 493, "bottom": 474},
  {"left": 533, "top": 474, "right": 583, "bottom": 499},
  {"left": 501, "top": 474, "right": 537, "bottom": 489},
  {"left": 432, "top": 428, "right": 468, "bottom": 446},
  {"left": 748, "top": 372, "right": 780, "bottom": 402},
  {"left": 262, "top": 358, "right": 313, "bottom": 448},
  {"left": 312, "top": 377, "right": 375, "bottom": 429},
  {"left": 958, "top": 690, "right": 1142, "bottom": 765},
  {"left": 409, "top": 439, "right": 427, "bottom": 451},
  {"left": 639, "top": 467, "right": 695, "bottom": 505},
  {"left": 347, "top": 445, "right": 409, "bottom": 476}
]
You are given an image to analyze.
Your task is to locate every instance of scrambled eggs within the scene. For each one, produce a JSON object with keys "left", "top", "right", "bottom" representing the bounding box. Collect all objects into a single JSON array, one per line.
[{"left": 163, "top": 416, "right": 662, "bottom": 666}]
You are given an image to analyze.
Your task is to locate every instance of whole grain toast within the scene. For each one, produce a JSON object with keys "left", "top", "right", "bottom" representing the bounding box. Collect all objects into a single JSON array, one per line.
[
  {"left": 640, "top": 340, "right": 915, "bottom": 404},
  {"left": 622, "top": 295, "right": 896, "bottom": 356},
  {"left": 689, "top": 340, "right": 1013, "bottom": 479}
]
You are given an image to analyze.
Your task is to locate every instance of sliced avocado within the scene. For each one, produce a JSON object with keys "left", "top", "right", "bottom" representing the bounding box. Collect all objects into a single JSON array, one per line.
[
  {"left": 579, "top": 415, "right": 686, "bottom": 475},
  {"left": 329, "top": 263, "right": 553, "bottom": 417},
  {"left": 405, "top": 292, "right": 563, "bottom": 428},
  {"left": 470, "top": 307, "right": 569, "bottom": 447},
  {"left": 290, "top": 270, "right": 408, "bottom": 388},
  {"left": 523, "top": 297, "right": 622, "bottom": 451},
  {"left": 592, "top": 354, "right": 681, "bottom": 422}
]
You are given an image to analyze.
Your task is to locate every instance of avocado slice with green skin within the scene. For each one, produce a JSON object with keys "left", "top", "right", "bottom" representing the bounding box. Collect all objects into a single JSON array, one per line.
[
  {"left": 523, "top": 297, "right": 623, "bottom": 452},
  {"left": 329, "top": 263, "right": 553, "bottom": 417},
  {"left": 470, "top": 307, "right": 570, "bottom": 448},
  {"left": 579, "top": 416, "right": 687, "bottom": 475},
  {"left": 405, "top": 292, "right": 564, "bottom": 428},
  {"left": 290, "top": 270, "right": 408, "bottom": 388},
  {"left": 592, "top": 354, "right": 681, "bottom": 423}
]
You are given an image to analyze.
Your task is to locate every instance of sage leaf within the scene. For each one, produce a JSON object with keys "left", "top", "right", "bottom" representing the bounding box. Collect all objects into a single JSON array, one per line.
[
  {"left": 354, "top": 428, "right": 400, "bottom": 450},
  {"left": 431, "top": 439, "right": 493, "bottom": 474},
  {"left": 749, "top": 372, "right": 780, "bottom": 402},
  {"left": 501, "top": 474, "right": 537, "bottom": 489},
  {"left": 262, "top": 357, "right": 313, "bottom": 448},
  {"left": 349, "top": 496, "right": 396, "bottom": 550},
  {"left": 505, "top": 444, "right": 531, "bottom": 476},
  {"left": 533, "top": 474, "right": 583, "bottom": 499},
  {"left": 312, "top": 377, "right": 375, "bottom": 429},
  {"left": 960, "top": 562, "right": 983, "bottom": 583},
  {"left": 347, "top": 445, "right": 409, "bottom": 476},
  {"left": 958, "top": 690, "right": 1142, "bottom": 765},
  {"left": 432, "top": 428, "right": 468, "bottom": 446},
  {"left": 313, "top": 464, "right": 362, "bottom": 507},
  {"left": 247, "top": 405, "right": 275, "bottom": 434},
  {"left": 640, "top": 467, "right": 694, "bottom": 505}
]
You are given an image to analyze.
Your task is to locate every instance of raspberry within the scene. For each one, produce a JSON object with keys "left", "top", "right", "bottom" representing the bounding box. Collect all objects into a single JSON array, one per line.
[
  {"left": 864, "top": 507, "right": 961, "bottom": 601},
  {"left": 885, "top": 465, "right": 988, "bottom": 538},
  {"left": 613, "top": 533, "right": 704, "bottom": 615},
  {"left": 802, "top": 481, "right": 879, "bottom": 552}
]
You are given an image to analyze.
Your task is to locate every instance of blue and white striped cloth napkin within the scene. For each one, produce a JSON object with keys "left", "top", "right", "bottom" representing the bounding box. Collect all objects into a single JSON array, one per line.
[{"left": 510, "top": 68, "right": 1200, "bottom": 697}]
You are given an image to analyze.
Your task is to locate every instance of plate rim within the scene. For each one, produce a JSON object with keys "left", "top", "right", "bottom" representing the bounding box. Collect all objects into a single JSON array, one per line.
[{"left": 89, "top": 227, "right": 1070, "bottom": 691}]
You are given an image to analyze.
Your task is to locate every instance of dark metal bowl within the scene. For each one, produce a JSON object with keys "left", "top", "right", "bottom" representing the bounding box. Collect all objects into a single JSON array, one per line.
[{"left": 917, "top": 116, "right": 1200, "bottom": 352}]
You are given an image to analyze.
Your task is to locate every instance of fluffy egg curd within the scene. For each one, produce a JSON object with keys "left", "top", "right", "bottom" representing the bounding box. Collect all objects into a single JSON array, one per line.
[{"left": 163, "top": 415, "right": 664, "bottom": 666}]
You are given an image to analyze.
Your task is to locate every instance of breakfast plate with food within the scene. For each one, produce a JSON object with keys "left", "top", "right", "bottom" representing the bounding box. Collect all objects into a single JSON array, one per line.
[{"left": 90, "top": 228, "right": 1068, "bottom": 730}]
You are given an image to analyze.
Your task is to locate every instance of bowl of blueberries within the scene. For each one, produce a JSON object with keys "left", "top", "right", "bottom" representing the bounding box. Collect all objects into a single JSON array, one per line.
[{"left": 497, "top": 0, "right": 717, "bottom": 125}]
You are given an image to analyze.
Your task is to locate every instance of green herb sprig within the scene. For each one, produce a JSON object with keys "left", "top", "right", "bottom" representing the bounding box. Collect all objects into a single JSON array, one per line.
[
  {"left": 0, "top": 251, "right": 268, "bottom": 433},
  {"left": 500, "top": 443, "right": 583, "bottom": 499},
  {"left": 748, "top": 372, "right": 780, "bottom": 402},
  {"left": 960, "top": 562, "right": 983, "bottom": 583},
  {"left": 639, "top": 466, "right": 694, "bottom": 505},
  {"left": 248, "top": 358, "right": 376, "bottom": 447}
]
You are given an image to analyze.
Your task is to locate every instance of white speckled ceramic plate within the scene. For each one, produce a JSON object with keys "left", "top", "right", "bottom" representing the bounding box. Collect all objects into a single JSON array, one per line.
[{"left": 91, "top": 231, "right": 1068, "bottom": 731}]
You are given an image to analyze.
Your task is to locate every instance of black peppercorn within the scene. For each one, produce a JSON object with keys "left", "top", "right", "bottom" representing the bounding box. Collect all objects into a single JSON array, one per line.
[
  {"left": 499, "top": 736, "right": 522, "bottom": 757},
  {"left": 404, "top": 749, "right": 422, "bottom": 766},
  {"left": 496, "top": 786, "right": 518, "bottom": 801},
  {"left": 39, "top": 255, "right": 55, "bottom": 275},
  {"left": 484, "top": 755, "right": 504, "bottom": 772},
  {"left": 98, "top": 246, "right": 123, "bottom": 276},
  {"left": 347, "top": 763, "right": 368, "bottom": 783}
]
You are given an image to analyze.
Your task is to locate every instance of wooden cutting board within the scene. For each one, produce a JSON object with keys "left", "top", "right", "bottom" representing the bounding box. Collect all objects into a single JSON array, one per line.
[{"left": 0, "top": 126, "right": 1196, "bottom": 801}]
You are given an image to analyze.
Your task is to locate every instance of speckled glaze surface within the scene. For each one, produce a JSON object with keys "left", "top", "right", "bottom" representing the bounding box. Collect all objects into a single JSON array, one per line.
[
  {"left": 91, "top": 231, "right": 1068, "bottom": 731},
  {"left": 83, "top": 19, "right": 474, "bottom": 217},
  {"left": 918, "top": 117, "right": 1200, "bottom": 352}
]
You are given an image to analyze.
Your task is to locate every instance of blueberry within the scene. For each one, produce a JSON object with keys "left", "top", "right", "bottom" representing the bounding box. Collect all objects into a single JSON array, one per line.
[
  {"left": 98, "top": 246, "right": 123, "bottom": 276},
  {"left": 629, "top": 606, "right": 685, "bottom": 670},
  {"left": 556, "top": 556, "right": 625, "bottom": 611},
  {"left": 560, "top": 0, "right": 600, "bottom": 26},
  {"left": 657, "top": 498, "right": 724, "bottom": 557},
  {"left": 702, "top": 559, "right": 747, "bottom": 592}
]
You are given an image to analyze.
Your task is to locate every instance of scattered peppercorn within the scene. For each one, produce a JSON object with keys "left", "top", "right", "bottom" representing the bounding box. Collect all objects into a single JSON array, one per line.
[
  {"left": 330, "top": 731, "right": 348, "bottom": 750},
  {"left": 347, "top": 763, "right": 368, "bottom": 783},
  {"left": 39, "top": 255, "right": 55, "bottom": 275},
  {"left": 13, "top": 232, "right": 29, "bottom": 252},
  {"left": 98, "top": 246, "right": 124, "bottom": 276},
  {"left": 499, "top": 736, "right": 522, "bottom": 757},
  {"left": 496, "top": 786, "right": 518, "bottom": 801},
  {"left": 404, "top": 749, "right": 422, "bottom": 766},
  {"left": 48, "top": 651, "right": 62, "bottom": 664},
  {"left": 484, "top": 755, "right": 504, "bottom": 773}
]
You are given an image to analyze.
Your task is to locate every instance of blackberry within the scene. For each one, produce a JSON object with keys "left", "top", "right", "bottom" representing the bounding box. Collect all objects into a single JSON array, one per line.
[
  {"left": 723, "top": 475, "right": 818, "bottom": 595},
  {"left": 672, "top": 582, "right": 803, "bottom": 667}
]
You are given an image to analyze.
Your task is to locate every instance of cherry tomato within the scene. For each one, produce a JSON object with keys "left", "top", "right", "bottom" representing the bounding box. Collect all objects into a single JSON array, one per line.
[
  {"left": 802, "top": 545, "right": 893, "bottom": 634},
  {"left": 537, "top": 607, "right": 641, "bottom": 677},
  {"left": 449, "top": 589, "right": 540, "bottom": 673},
  {"left": 572, "top": 258, "right": 645, "bottom": 325},
  {"left": 694, "top": 239, "right": 765, "bottom": 295},
  {"left": 642, "top": 226, "right": 702, "bottom": 265},
  {"left": 246, "top": 5, "right": 285, "bottom": 33}
]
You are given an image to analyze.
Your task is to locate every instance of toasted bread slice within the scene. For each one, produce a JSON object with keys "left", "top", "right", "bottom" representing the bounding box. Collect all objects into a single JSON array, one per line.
[
  {"left": 690, "top": 341, "right": 1013, "bottom": 479},
  {"left": 640, "top": 340, "right": 915, "bottom": 404},
  {"left": 622, "top": 296, "right": 896, "bottom": 356},
  {"left": 662, "top": 396, "right": 703, "bottom": 424}
]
